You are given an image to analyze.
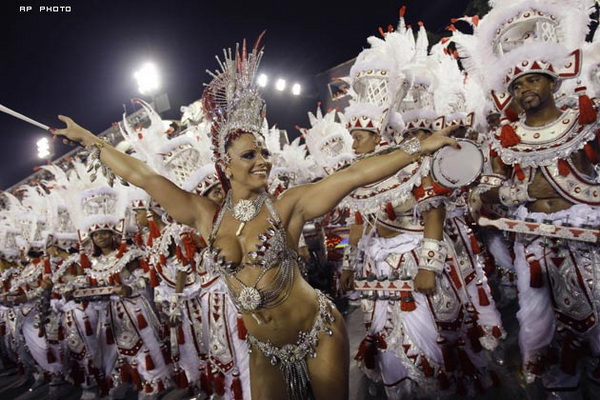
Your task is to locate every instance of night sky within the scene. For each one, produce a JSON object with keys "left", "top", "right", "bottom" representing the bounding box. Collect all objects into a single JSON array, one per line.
[{"left": 0, "top": 0, "right": 471, "bottom": 189}]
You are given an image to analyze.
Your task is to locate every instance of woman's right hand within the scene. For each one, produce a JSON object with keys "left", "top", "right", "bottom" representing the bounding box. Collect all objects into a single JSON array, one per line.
[
  {"left": 419, "top": 125, "right": 460, "bottom": 155},
  {"left": 51, "top": 115, "right": 98, "bottom": 147}
]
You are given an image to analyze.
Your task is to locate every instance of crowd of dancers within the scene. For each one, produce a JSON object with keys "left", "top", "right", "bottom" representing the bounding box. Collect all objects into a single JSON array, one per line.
[{"left": 1, "top": 0, "right": 600, "bottom": 399}]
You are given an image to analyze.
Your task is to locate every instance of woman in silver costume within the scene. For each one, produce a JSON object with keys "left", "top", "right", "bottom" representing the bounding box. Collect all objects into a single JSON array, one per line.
[{"left": 51, "top": 38, "right": 457, "bottom": 400}]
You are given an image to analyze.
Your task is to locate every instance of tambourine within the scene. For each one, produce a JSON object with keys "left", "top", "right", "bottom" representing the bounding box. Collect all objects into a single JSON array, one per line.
[{"left": 431, "top": 139, "right": 483, "bottom": 188}]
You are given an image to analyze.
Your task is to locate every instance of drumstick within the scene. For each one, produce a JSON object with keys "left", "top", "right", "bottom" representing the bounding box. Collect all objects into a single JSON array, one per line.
[{"left": 0, "top": 104, "right": 50, "bottom": 131}]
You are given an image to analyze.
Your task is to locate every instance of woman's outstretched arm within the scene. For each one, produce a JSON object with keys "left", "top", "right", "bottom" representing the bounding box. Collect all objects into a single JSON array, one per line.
[
  {"left": 283, "top": 126, "right": 459, "bottom": 224},
  {"left": 52, "top": 115, "right": 216, "bottom": 231}
]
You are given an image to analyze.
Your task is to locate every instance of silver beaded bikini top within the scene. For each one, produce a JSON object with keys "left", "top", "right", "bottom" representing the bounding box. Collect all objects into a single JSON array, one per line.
[{"left": 203, "top": 196, "right": 298, "bottom": 312}]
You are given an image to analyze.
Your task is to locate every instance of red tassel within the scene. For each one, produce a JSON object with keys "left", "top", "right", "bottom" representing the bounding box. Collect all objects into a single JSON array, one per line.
[
  {"left": 130, "top": 365, "right": 143, "bottom": 391},
  {"left": 213, "top": 370, "right": 226, "bottom": 396},
  {"left": 120, "top": 362, "right": 131, "bottom": 383},
  {"left": 116, "top": 238, "right": 127, "bottom": 258},
  {"left": 504, "top": 107, "right": 519, "bottom": 122},
  {"left": 237, "top": 314, "right": 248, "bottom": 340},
  {"left": 374, "top": 333, "right": 388, "bottom": 350},
  {"left": 384, "top": 202, "right": 396, "bottom": 221},
  {"left": 149, "top": 268, "right": 159, "bottom": 288},
  {"left": 181, "top": 233, "right": 198, "bottom": 261},
  {"left": 47, "top": 348, "right": 57, "bottom": 363},
  {"left": 43, "top": 257, "right": 52, "bottom": 275},
  {"left": 139, "top": 258, "right": 150, "bottom": 273},
  {"left": 448, "top": 262, "right": 463, "bottom": 289},
  {"left": 157, "top": 379, "right": 165, "bottom": 393},
  {"left": 513, "top": 163, "right": 525, "bottom": 181},
  {"left": 354, "top": 211, "right": 364, "bottom": 225},
  {"left": 80, "top": 252, "right": 91, "bottom": 269},
  {"left": 175, "top": 245, "right": 188, "bottom": 266},
  {"left": 136, "top": 310, "right": 148, "bottom": 330},
  {"left": 106, "top": 326, "right": 115, "bottom": 345},
  {"left": 499, "top": 120, "right": 521, "bottom": 148},
  {"left": 469, "top": 233, "right": 482, "bottom": 254},
  {"left": 400, "top": 290, "right": 417, "bottom": 311},
  {"left": 231, "top": 369, "right": 243, "bottom": 400},
  {"left": 468, "top": 324, "right": 483, "bottom": 353},
  {"left": 0, "top": 323, "right": 7, "bottom": 336},
  {"left": 528, "top": 256, "right": 543, "bottom": 288},
  {"left": 174, "top": 367, "right": 189, "bottom": 388},
  {"left": 560, "top": 337, "right": 581, "bottom": 376},
  {"left": 557, "top": 159, "right": 570, "bottom": 176},
  {"left": 112, "top": 273, "right": 121, "bottom": 285},
  {"left": 88, "top": 277, "right": 98, "bottom": 287},
  {"left": 438, "top": 337, "right": 457, "bottom": 372},
  {"left": 2, "top": 280, "right": 9, "bottom": 292},
  {"left": 161, "top": 345, "right": 172, "bottom": 365},
  {"left": 159, "top": 254, "right": 167, "bottom": 266},
  {"left": 355, "top": 335, "right": 377, "bottom": 370},
  {"left": 477, "top": 282, "right": 491, "bottom": 306},
  {"left": 84, "top": 317, "right": 93, "bottom": 336},
  {"left": 583, "top": 143, "right": 599, "bottom": 164},
  {"left": 420, "top": 357, "right": 435, "bottom": 377},
  {"left": 177, "top": 325, "right": 185, "bottom": 345},
  {"left": 144, "top": 382, "right": 152, "bottom": 393},
  {"left": 134, "top": 232, "right": 144, "bottom": 247},
  {"left": 200, "top": 364, "right": 213, "bottom": 395},
  {"left": 145, "top": 353, "right": 155, "bottom": 371},
  {"left": 148, "top": 216, "right": 161, "bottom": 242},
  {"left": 575, "top": 86, "right": 597, "bottom": 125},
  {"left": 457, "top": 347, "right": 477, "bottom": 375}
]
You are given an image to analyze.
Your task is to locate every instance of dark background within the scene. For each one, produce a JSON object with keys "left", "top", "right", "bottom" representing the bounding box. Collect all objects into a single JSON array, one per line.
[{"left": 0, "top": 0, "right": 479, "bottom": 189}]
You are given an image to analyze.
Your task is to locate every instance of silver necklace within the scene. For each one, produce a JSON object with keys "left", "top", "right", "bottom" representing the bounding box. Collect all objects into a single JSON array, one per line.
[{"left": 225, "top": 190, "right": 268, "bottom": 236}]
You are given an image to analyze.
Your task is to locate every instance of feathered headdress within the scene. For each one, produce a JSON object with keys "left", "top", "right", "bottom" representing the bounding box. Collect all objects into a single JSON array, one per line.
[
  {"left": 299, "top": 106, "right": 354, "bottom": 176},
  {"left": 202, "top": 32, "right": 267, "bottom": 191}
]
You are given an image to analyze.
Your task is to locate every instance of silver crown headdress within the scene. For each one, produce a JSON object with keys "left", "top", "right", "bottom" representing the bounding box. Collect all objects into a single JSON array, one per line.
[{"left": 202, "top": 33, "right": 267, "bottom": 167}]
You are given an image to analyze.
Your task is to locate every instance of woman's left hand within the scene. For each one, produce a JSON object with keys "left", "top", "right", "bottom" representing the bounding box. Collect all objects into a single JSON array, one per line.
[{"left": 420, "top": 125, "right": 460, "bottom": 155}]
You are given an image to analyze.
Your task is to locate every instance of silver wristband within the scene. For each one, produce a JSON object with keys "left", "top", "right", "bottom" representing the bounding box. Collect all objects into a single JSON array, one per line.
[{"left": 399, "top": 137, "right": 421, "bottom": 156}]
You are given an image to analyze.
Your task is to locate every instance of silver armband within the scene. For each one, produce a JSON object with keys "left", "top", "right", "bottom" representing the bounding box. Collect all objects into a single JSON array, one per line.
[
  {"left": 399, "top": 137, "right": 421, "bottom": 156},
  {"left": 418, "top": 238, "right": 448, "bottom": 274}
]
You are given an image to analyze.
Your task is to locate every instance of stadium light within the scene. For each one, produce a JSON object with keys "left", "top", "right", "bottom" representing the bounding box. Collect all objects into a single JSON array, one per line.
[
  {"left": 257, "top": 73, "right": 268, "bottom": 87},
  {"left": 291, "top": 83, "right": 301, "bottom": 96},
  {"left": 134, "top": 63, "right": 160, "bottom": 95},
  {"left": 37, "top": 137, "right": 51, "bottom": 159},
  {"left": 275, "top": 78, "right": 286, "bottom": 91}
]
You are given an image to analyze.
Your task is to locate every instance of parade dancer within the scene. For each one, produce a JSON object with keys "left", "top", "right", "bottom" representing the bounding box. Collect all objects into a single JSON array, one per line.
[{"left": 457, "top": 1, "right": 600, "bottom": 397}]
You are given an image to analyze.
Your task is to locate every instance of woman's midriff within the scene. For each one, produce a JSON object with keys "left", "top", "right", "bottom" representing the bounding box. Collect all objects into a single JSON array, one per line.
[{"left": 236, "top": 264, "right": 320, "bottom": 347}]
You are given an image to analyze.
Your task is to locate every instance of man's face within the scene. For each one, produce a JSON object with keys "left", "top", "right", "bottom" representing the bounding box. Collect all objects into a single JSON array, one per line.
[
  {"left": 351, "top": 129, "right": 381, "bottom": 155},
  {"left": 510, "top": 73, "right": 556, "bottom": 112}
]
